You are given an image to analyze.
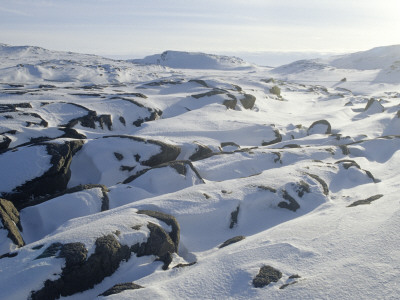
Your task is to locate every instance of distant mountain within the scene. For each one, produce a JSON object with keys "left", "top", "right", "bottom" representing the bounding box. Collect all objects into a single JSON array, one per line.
[{"left": 131, "top": 50, "right": 254, "bottom": 70}]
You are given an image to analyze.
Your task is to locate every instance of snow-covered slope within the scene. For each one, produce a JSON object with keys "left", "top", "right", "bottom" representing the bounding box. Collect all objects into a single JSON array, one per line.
[
  {"left": 272, "top": 44, "right": 400, "bottom": 86},
  {"left": 0, "top": 44, "right": 399, "bottom": 300},
  {"left": 132, "top": 50, "right": 254, "bottom": 70}
]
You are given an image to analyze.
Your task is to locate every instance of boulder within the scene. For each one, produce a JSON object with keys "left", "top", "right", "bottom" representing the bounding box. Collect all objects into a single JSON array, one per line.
[
  {"left": 219, "top": 236, "right": 245, "bottom": 248},
  {"left": 189, "top": 142, "right": 213, "bottom": 161},
  {"left": 307, "top": 120, "right": 331, "bottom": 135},
  {"left": 253, "top": 265, "right": 282, "bottom": 288}
]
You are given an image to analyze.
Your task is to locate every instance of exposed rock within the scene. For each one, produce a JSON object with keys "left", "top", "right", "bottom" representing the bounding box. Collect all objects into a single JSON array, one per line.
[
  {"left": 30, "top": 235, "right": 131, "bottom": 300},
  {"left": 283, "top": 144, "right": 301, "bottom": 148},
  {"left": 136, "top": 210, "right": 180, "bottom": 252},
  {"left": 191, "top": 89, "right": 225, "bottom": 99},
  {"left": 173, "top": 261, "right": 197, "bottom": 268},
  {"left": 25, "top": 184, "right": 110, "bottom": 211},
  {"left": 188, "top": 79, "right": 210, "bottom": 88},
  {"left": 262, "top": 129, "right": 282, "bottom": 146},
  {"left": 0, "top": 198, "right": 24, "bottom": 248},
  {"left": 103, "top": 135, "right": 180, "bottom": 168},
  {"left": 347, "top": 194, "right": 384, "bottom": 207},
  {"left": 0, "top": 103, "right": 32, "bottom": 113},
  {"left": 223, "top": 94, "right": 237, "bottom": 109},
  {"left": 364, "top": 98, "right": 384, "bottom": 113},
  {"left": 229, "top": 205, "right": 240, "bottom": 229},
  {"left": 294, "top": 181, "right": 310, "bottom": 198},
  {"left": 124, "top": 160, "right": 203, "bottom": 185},
  {"left": 6, "top": 140, "right": 84, "bottom": 210},
  {"left": 0, "top": 135, "right": 12, "bottom": 151},
  {"left": 100, "top": 282, "right": 143, "bottom": 297},
  {"left": 131, "top": 222, "right": 175, "bottom": 259},
  {"left": 189, "top": 142, "right": 213, "bottom": 161},
  {"left": 219, "top": 236, "right": 245, "bottom": 248},
  {"left": 307, "top": 120, "right": 331, "bottom": 135},
  {"left": 253, "top": 265, "right": 282, "bottom": 288},
  {"left": 114, "top": 152, "right": 124, "bottom": 161},
  {"left": 269, "top": 86, "right": 281, "bottom": 97},
  {"left": 278, "top": 190, "right": 300, "bottom": 212},
  {"left": 257, "top": 185, "right": 277, "bottom": 193},
  {"left": 305, "top": 173, "right": 329, "bottom": 196},
  {"left": 240, "top": 93, "right": 256, "bottom": 109},
  {"left": 66, "top": 109, "right": 112, "bottom": 130}
]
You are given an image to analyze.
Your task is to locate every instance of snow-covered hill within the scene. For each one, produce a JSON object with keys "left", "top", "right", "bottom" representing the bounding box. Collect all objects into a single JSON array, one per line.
[
  {"left": 131, "top": 50, "right": 254, "bottom": 70},
  {"left": 0, "top": 44, "right": 399, "bottom": 300}
]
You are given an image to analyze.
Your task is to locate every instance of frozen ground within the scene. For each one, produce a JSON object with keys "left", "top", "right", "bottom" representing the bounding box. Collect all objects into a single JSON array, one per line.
[{"left": 0, "top": 44, "right": 399, "bottom": 299}]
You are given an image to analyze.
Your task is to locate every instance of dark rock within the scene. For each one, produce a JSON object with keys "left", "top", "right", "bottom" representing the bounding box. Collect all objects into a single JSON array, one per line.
[
  {"left": 59, "top": 242, "right": 88, "bottom": 268},
  {"left": 294, "top": 181, "right": 310, "bottom": 197},
  {"left": 120, "top": 165, "right": 135, "bottom": 172},
  {"left": 279, "top": 281, "right": 298, "bottom": 289},
  {"left": 114, "top": 152, "right": 124, "bottom": 161},
  {"left": 262, "top": 129, "right": 282, "bottom": 146},
  {"left": 189, "top": 142, "right": 213, "bottom": 161},
  {"left": 229, "top": 205, "right": 240, "bottom": 229},
  {"left": 305, "top": 173, "right": 329, "bottom": 195},
  {"left": 347, "top": 194, "right": 384, "bottom": 207},
  {"left": 221, "top": 142, "right": 240, "bottom": 149},
  {"left": 269, "top": 86, "right": 281, "bottom": 97},
  {"left": 223, "top": 97, "right": 237, "bottom": 109},
  {"left": 140, "top": 139, "right": 180, "bottom": 168},
  {"left": 282, "top": 144, "right": 301, "bottom": 148},
  {"left": 35, "top": 242, "right": 63, "bottom": 259},
  {"left": 173, "top": 261, "right": 197, "bottom": 268},
  {"left": 119, "top": 116, "right": 126, "bottom": 125},
  {"left": 66, "top": 109, "right": 112, "bottom": 130},
  {"left": 188, "top": 79, "right": 210, "bottom": 88},
  {"left": 257, "top": 186, "right": 277, "bottom": 193},
  {"left": 289, "top": 274, "right": 301, "bottom": 279},
  {"left": 60, "top": 128, "right": 86, "bottom": 139},
  {"left": 145, "top": 79, "right": 183, "bottom": 86},
  {"left": 156, "top": 252, "right": 173, "bottom": 270},
  {"left": 191, "top": 89, "right": 225, "bottom": 99},
  {"left": 0, "top": 135, "right": 12, "bottom": 151},
  {"left": 240, "top": 93, "right": 256, "bottom": 109},
  {"left": 339, "top": 145, "right": 350, "bottom": 155},
  {"left": 0, "top": 103, "right": 32, "bottom": 113},
  {"left": 278, "top": 190, "right": 300, "bottom": 212},
  {"left": 364, "top": 98, "right": 384, "bottom": 112},
  {"left": 23, "top": 184, "right": 110, "bottom": 211},
  {"left": 136, "top": 210, "right": 180, "bottom": 253},
  {"left": 307, "top": 120, "right": 331, "bottom": 135},
  {"left": 100, "top": 282, "right": 143, "bottom": 296},
  {"left": 30, "top": 235, "right": 131, "bottom": 300},
  {"left": 0, "top": 198, "right": 24, "bottom": 248},
  {"left": 124, "top": 160, "right": 203, "bottom": 185},
  {"left": 253, "top": 265, "right": 282, "bottom": 288},
  {"left": 132, "top": 222, "right": 175, "bottom": 260},
  {"left": 219, "top": 236, "right": 245, "bottom": 248}
]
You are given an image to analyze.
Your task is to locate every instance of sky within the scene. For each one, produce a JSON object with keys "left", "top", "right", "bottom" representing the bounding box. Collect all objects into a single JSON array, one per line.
[{"left": 1, "top": 0, "right": 400, "bottom": 65}]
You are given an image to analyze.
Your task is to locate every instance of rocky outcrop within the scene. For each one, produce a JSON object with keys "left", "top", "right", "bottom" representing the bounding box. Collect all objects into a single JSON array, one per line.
[
  {"left": 30, "top": 236, "right": 130, "bottom": 300},
  {"left": 6, "top": 140, "right": 84, "bottom": 209},
  {"left": 0, "top": 198, "right": 24, "bottom": 249},
  {"left": 307, "top": 120, "right": 332, "bottom": 135},
  {"left": 123, "top": 160, "right": 204, "bottom": 185},
  {"left": 240, "top": 93, "right": 256, "bottom": 109},
  {"left": 136, "top": 210, "right": 180, "bottom": 252},
  {"left": 189, "top": 142, "right": 213, "bottom": 161},
  {"left": 99, "top": 282, "right": 143, "bottom": 297},
  {"left": 347, "top": 194, "right": 384, "bottom": 207},
  {"left": 219, "top": 236, "right": 245, "bottom": 248}
]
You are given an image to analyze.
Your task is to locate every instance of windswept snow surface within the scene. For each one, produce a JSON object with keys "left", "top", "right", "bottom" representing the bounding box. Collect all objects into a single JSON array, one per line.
[{"left": 0, "top": 44, "right": 400, "bottom": 300}]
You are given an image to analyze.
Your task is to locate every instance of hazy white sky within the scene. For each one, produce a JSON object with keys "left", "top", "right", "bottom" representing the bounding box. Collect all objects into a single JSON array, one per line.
[{"left": 1, "top": 0, "right": 399, "bottom": 64}]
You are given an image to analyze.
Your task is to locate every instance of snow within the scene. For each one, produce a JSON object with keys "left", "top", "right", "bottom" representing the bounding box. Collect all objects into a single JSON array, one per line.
[{"left": 0, "top": 43, "right": 400, "bottom": 299}]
